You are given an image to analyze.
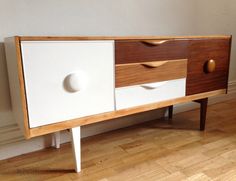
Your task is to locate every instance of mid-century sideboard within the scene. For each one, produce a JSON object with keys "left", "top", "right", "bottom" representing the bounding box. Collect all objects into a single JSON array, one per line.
[{"left": 4, "top": 35, "right": 232, "bottom": 172}]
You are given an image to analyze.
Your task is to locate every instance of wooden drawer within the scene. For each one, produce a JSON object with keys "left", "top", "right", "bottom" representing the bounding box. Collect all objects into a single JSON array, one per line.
[
  {"left": 186, "top": 38, "right": 231, "bottom": 95},
  {"left": 115, "top": 39, "right": 188, "bottom": 64},
  {"left": 21, "top": 40, "right": 115, "bottom": 128},
  {"left": 116, "top": 59, "right": 187, "bottom": 87},
  {"left": 116, "top": 78, "right": 186, "bottom": 110}
]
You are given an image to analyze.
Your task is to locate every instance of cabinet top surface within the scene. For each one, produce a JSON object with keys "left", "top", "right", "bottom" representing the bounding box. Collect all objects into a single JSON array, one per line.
[{"left": 7, "top": 35, "right": 232, "bottom": 41}]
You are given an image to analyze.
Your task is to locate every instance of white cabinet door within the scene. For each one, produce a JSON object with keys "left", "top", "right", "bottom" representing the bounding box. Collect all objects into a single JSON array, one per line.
[{"left": 21, "top": 41, "right": 115, "bottom": 128}]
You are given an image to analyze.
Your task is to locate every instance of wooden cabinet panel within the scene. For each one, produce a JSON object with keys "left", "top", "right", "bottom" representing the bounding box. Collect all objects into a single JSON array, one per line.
[
  {"left": 115, "top": 59, "right": 187, "bottom": 87},
  {"left": 115, "top": 38, "right": 231, "bottom": 95},
  {"left": 186, "top": 38, "right": 231, "bottom": 95},
  {"left": 115, "top": 39, "right": 188, "bottom": 64}
]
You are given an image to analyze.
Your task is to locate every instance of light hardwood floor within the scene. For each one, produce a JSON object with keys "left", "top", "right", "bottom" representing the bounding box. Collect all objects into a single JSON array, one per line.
[{"left": 1, "top": 98, "right": 236, "bottom": 181}]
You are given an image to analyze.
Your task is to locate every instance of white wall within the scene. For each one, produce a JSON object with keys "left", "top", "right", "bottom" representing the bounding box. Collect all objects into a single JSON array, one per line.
[
  {"left": 195, "top": 0, "right": 236, "bottom": 80},
  {"left": 0, "top": 0, "right": 235, "bottom": 159},
  {"left": 0, "top": 0, "right": 197, "bottom": 40}
]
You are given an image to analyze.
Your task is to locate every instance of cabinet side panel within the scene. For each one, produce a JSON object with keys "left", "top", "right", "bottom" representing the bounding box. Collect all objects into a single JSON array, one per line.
[
  {"left": 4, "top": 37, "right": 30, "bottom": 138},
  {"left": 226, "top": 36, "right": 232, "bottom": 93}
]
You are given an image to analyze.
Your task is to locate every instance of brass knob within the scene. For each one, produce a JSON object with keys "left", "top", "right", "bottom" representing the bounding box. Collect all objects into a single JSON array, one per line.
[{"left": 204, "top": 59, "right": 216, "bottom": 73}]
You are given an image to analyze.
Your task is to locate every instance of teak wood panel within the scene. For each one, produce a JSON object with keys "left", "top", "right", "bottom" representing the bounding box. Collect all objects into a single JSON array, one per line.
[
  {"left": 186, "top": 38, "right": 231, "bottom": 95},
  {"left": 115, "top": 39, "right": 188, "bottom": 64},
  {"left": 18, "top": 35, "right": 231, "bottom": 41},
  {"left": 115, "top": 59, "right": 187, "bottom": 87}
]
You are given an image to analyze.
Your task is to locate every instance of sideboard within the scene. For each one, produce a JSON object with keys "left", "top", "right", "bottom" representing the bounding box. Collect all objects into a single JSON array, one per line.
[{"left": 4, "top": 35, "right": 232, "bottom": 172}]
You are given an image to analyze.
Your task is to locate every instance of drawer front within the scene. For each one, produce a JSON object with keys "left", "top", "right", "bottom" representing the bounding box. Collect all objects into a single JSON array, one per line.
[
  {"left": 115, "top": 39, "right": 188, "bottom": 64},
  {"left": 116, "top": 59, "right": 187, "bottom": 87},
  {"left": 21, "top": 41, "right": 115, "bottom": 128},
  {"left": 186, "top": 38, "right": 231, "bottom": 95},
  {"left": 116, "top": 78, "right": 186, "bottom": 110}
]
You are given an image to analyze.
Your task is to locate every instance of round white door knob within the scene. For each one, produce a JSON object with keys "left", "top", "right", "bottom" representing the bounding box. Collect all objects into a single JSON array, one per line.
[{"left": 64, "top": 72, "right": 87, "bottom": 93}]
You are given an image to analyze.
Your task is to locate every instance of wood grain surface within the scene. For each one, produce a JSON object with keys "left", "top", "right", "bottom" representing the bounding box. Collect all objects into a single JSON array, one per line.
[
  {"left": 115, "top": 39, "right": 188, "bottom": 64},
  {"left": 1, "top": 98, "right": 236, "bottom": 180},
  {"left": 17, "top": 35, "right": 231, "bottom": 41},
  {"left": 186, "top": 38, "right": 231, "bottom": 95},
  {"left": 115, "top": 59, "right": 187, "bottom": 87},
  {"left": 115, "top": 37, "right": 231, "bottom": 95}
]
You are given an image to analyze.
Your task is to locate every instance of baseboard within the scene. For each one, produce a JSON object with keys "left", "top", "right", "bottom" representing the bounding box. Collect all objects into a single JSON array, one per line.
[
  {"left": 0, "top": 130, "right": 71, "bottom": 160},
  {"left": 0, "top": 124, "right": 23, "bottom": 146},
  {"left": 1, "top": 81, "right": 236, "bottom": 160},
  {"left": 228, "top": 80, "right": 236, "bottom": 94}
]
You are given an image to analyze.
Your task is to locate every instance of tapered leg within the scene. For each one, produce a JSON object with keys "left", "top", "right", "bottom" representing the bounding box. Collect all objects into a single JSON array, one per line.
[
  {"left": 53, "top": 132, "right": 61, "bottom": 149},
  {"left": 71, "top": 126, "right": 81, "bottom": 173},
  {"left": 200, "top": 98, "right": 208, "bottom": 131},
  {"left": 168, "top": 105, "right": 173, "bottom": 120}
]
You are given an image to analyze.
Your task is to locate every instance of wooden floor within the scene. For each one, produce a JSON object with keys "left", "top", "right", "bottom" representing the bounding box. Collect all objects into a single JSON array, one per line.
[{"left": 1, "top": 99, "right": 236, "bottom": 181}]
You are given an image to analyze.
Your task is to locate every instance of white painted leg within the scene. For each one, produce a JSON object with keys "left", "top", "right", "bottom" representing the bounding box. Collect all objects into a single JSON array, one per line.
[
  {"left": 71, "top": 126, "right": 81, "bottom": 173},
  {"left": 53, "top": 132, "right": 61, "bottom": 149}
]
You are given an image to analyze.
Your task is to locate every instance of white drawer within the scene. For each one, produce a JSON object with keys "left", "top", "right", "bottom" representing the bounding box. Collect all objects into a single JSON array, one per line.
[
  {"left": 21, "top": 41, "right": 115, "bottom": 128},
  {"left": 115, "top": 78, "right": 186, "bottom": 110}
]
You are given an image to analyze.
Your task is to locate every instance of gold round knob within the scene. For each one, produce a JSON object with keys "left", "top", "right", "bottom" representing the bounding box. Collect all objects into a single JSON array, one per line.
[{"left": 205, "top": 59, "right": 216, "bottom": 73}]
